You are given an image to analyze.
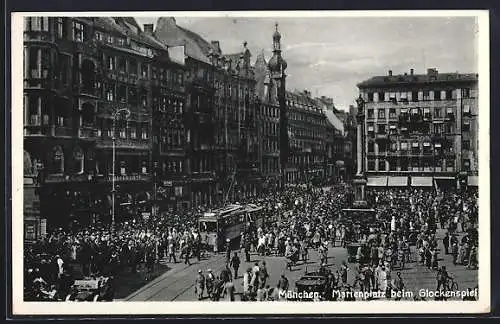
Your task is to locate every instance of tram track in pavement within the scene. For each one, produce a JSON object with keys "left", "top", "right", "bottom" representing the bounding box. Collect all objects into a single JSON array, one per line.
[{"left": 125, "top": 252, "right": 229, "bottom": 301}]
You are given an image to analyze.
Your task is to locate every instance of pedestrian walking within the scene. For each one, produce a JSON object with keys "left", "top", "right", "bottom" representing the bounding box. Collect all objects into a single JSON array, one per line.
[
  {"left": 443, "top": 232, "right": 450, "bottom": 255},
  {"left": 183, "top": 244, "right": 191, "bottom": 266},
  {"left": 230, "top": 252, "right": 240, "bottom": 279},
  {"left": 194, "top": 270, "right": 205, "bottom": 300}
]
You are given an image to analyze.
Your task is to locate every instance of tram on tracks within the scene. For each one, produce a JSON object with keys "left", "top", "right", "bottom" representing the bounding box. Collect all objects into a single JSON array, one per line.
[{"left": 198, "top": 203, "right": 265, "bottom": 252}]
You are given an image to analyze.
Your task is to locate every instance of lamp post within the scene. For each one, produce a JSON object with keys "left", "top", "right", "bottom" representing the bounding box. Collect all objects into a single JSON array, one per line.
[{"left": 111, "top": 108, "right": 131, "bottom": 227}]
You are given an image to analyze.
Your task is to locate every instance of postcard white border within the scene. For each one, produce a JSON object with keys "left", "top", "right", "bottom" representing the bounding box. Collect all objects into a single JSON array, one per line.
[{"left": 11, "top": 10, "right": 490, "bottom": 315}]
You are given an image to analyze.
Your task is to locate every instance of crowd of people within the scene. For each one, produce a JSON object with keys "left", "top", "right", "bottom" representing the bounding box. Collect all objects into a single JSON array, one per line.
[
  {"left": 189, "top": 185, "right": 479, "bottom": 302},
  {"left": 24, "top": 180, "right": 479, "bottom": 302}
]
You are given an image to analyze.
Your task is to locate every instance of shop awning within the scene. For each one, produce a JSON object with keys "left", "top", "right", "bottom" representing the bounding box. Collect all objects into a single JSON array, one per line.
[
  {"left": 468, "top": 175, "right": 479, "bottom": 186},
  {"left": 388, "top": 176, "right": 408, "bottom": 187},
  {"left": 411, "top": 176, "right": 433, "bottom": 187},
  {"left": 367, "top": 176, "right": 388, "bottom": 187}
]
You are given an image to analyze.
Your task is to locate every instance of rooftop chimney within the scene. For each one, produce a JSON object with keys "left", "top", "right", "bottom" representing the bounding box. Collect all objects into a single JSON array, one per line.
[
  {"left": 143, "top": 24, "right": 154, "bottom": 35},
  {"left": 427, "top": 68, "right": 438, "bottom": 76},
  {"left": 410, "top": 68, "right": 414, "bottom": 75},
  {"left": 388, "top": 70, "right": 393, "bottom": 76},
  {"left": 211, "top": 41, "right": 221, "bottom": 54}
]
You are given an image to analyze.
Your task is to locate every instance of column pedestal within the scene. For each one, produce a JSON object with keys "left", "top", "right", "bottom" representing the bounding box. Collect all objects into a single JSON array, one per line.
[{"left": 352, "top": 175, "right": 368, "bottom": 208}]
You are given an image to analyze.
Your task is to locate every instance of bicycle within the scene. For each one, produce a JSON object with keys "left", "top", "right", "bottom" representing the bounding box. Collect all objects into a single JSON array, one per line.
[{"left": 446, "top": 276, "right": 459, "bottom": 291}]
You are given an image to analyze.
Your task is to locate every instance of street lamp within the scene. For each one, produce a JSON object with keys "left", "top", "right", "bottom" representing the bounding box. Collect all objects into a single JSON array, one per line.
[{"left": 111, "top": 108, "right": 131, "bottom": 227}]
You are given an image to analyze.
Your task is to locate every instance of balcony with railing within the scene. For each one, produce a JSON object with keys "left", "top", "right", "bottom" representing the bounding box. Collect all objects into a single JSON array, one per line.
[
  {"left": 54, "top": 126, "right": 73, "bottom": 137},
  {"left": 100, "top": 173, "right": 151, "bottom": 183},
  {"left": 78, "top": 127, "right": 98, "bottom": 139},
  {"left": 97, "top": 137, "right": 151, "bottom": 150},
  {"left": 75, "top": 83, "right": 100, "bottom": 97},
  {"left": 190, "top": 171, "right": 215, "bottom": 182},
  {"left": 24, "top": 118, "right": 51, "bottom": 136},
  {"left": 24, "top": 30, "right": 56, "bottom": 43},
  {"left": 43, "top": 173, "right": 94, "bottom": 183}
]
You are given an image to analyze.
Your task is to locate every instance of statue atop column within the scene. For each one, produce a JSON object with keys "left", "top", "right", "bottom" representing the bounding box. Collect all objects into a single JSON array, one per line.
[
  {"left": 356, "top": 94, "right": 365, "bottom": 116},
  {"left": 352, "top": 93, "right": 368, "bottom": 207}
]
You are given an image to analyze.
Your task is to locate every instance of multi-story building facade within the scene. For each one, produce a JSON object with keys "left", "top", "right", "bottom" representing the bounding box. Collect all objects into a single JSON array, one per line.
[
  {"left": 286, "top": 90, "right": 327, "bottom": 184},
  {"left": 254, "top": 52, "right": 281, "bottom": 190},
  {"left": 23, "top": 16, "right": 355, "bottom": 236},
  {"left": 154, "top": 17, "right": 260, "bottom": 205},
  {"left": 23, "top": 16, "right": 186, "bottom": 233},
  {"left": 317, "top": 96, "right": 347, "bottom": 183},
  {"left": 357, "top": 68, "right": 478, "bottom": 188}
]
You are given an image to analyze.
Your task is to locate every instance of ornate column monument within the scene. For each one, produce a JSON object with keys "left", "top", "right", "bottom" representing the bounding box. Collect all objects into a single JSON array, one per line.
[{"left": 353, "top": 94, "right": 368, "bottom": 208}]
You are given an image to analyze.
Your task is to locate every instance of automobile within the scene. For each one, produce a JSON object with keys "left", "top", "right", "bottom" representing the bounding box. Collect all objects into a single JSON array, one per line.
[
  {"left": 293, "top": 266, "right": 329, "bottom": 301},
  {"left": 65, "top": 276, "right": 114, "bottom": 302}
]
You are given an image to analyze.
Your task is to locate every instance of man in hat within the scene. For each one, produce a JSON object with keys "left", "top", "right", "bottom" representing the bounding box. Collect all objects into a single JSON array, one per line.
[
  {"left": 225, "top": 238, "right": 231, "bottom": 265},
  {"left": 344, "top": 285, "right": 356, "bottom": 301},
  {"left": 443, "top": 232, "right": 450, "bottom": 255},
  {"left": 205, "top": 268, "right": 215, "bottom": 298},
  {"left": 167, "top": 240, "right": 177, "bottom": 263},
  {"left": 259, "top": 260, "right": 269, "bottom": 289},
  {"left": 183, "top": 243, "right": 191, "bottom": 266},
  {"left": 194, "top": 269, "right": 205, "bottom": 300},
  {"left": 392, "top": 271, "right": 405, "bottom": 301},
  {"left": 242, "top": 267, "right": 252, "bottom": 301},
  {"left": 277, "top": 273, "right": 289, "bottom": 296},
  {"left": 230, "top": 252, "right": 241, "bottom": 279}
]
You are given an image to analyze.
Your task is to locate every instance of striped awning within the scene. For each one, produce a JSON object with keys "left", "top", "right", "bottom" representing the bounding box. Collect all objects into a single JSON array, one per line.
[
  {"left": 468, "top": 175, "right": 479, "bottom": 186},
  {"left": 411, "top": 176, "right": 433, "bottom": 187},
  {"left": 388, "top": 176, "right": 408, "bottom": 187},
  {"left": 367, "top": 176, "right": 388, "bottom": 187}
]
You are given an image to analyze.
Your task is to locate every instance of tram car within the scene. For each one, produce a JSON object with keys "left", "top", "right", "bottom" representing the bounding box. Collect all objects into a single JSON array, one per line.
[{"left": 198, "top": 203, "right": 265, "bottom": 252}]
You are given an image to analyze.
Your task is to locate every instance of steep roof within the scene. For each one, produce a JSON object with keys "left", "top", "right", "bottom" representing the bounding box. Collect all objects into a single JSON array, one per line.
[
  {"left": 324, "top": 109, "right": 345, "bottom": 135},
  {"left": 154, "top": 17, "right": 213, "bottom": 64},
  {"left": 357, "top": 72, "right": 478, "bottom": 88}
]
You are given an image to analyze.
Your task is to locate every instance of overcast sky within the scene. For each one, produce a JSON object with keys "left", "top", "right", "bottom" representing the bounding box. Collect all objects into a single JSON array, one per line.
[{"left": 135, "top": 16, "right": 478, "bottom": 110}]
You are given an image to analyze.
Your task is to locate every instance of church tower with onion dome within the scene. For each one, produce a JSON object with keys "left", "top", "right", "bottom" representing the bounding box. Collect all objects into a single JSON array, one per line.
[{"left": 268, "top": 23, "right": 289, "bottom": 188}]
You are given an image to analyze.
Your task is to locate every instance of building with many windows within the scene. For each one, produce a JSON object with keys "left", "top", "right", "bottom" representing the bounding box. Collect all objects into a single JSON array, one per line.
[
  {"left": 317, "top": 96, "right": 351, "bottom": 183},
  {"left": 286, "top": 90, "right": 328, "bottom": 184},
  {"left": 22, "top": 16, "right": 355, "bottom": 237},
  {"left": 254, "top": 51, "right": 282, "bottom": 190},
  {"left": 154, "top": 17, "right": 260, "bottom": 205},
  {"left": 23, "top": 16, "right": 187, "bottom": 234},
  {"left": 357, "top": 68, "right": 478, "bottom": 189}
]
